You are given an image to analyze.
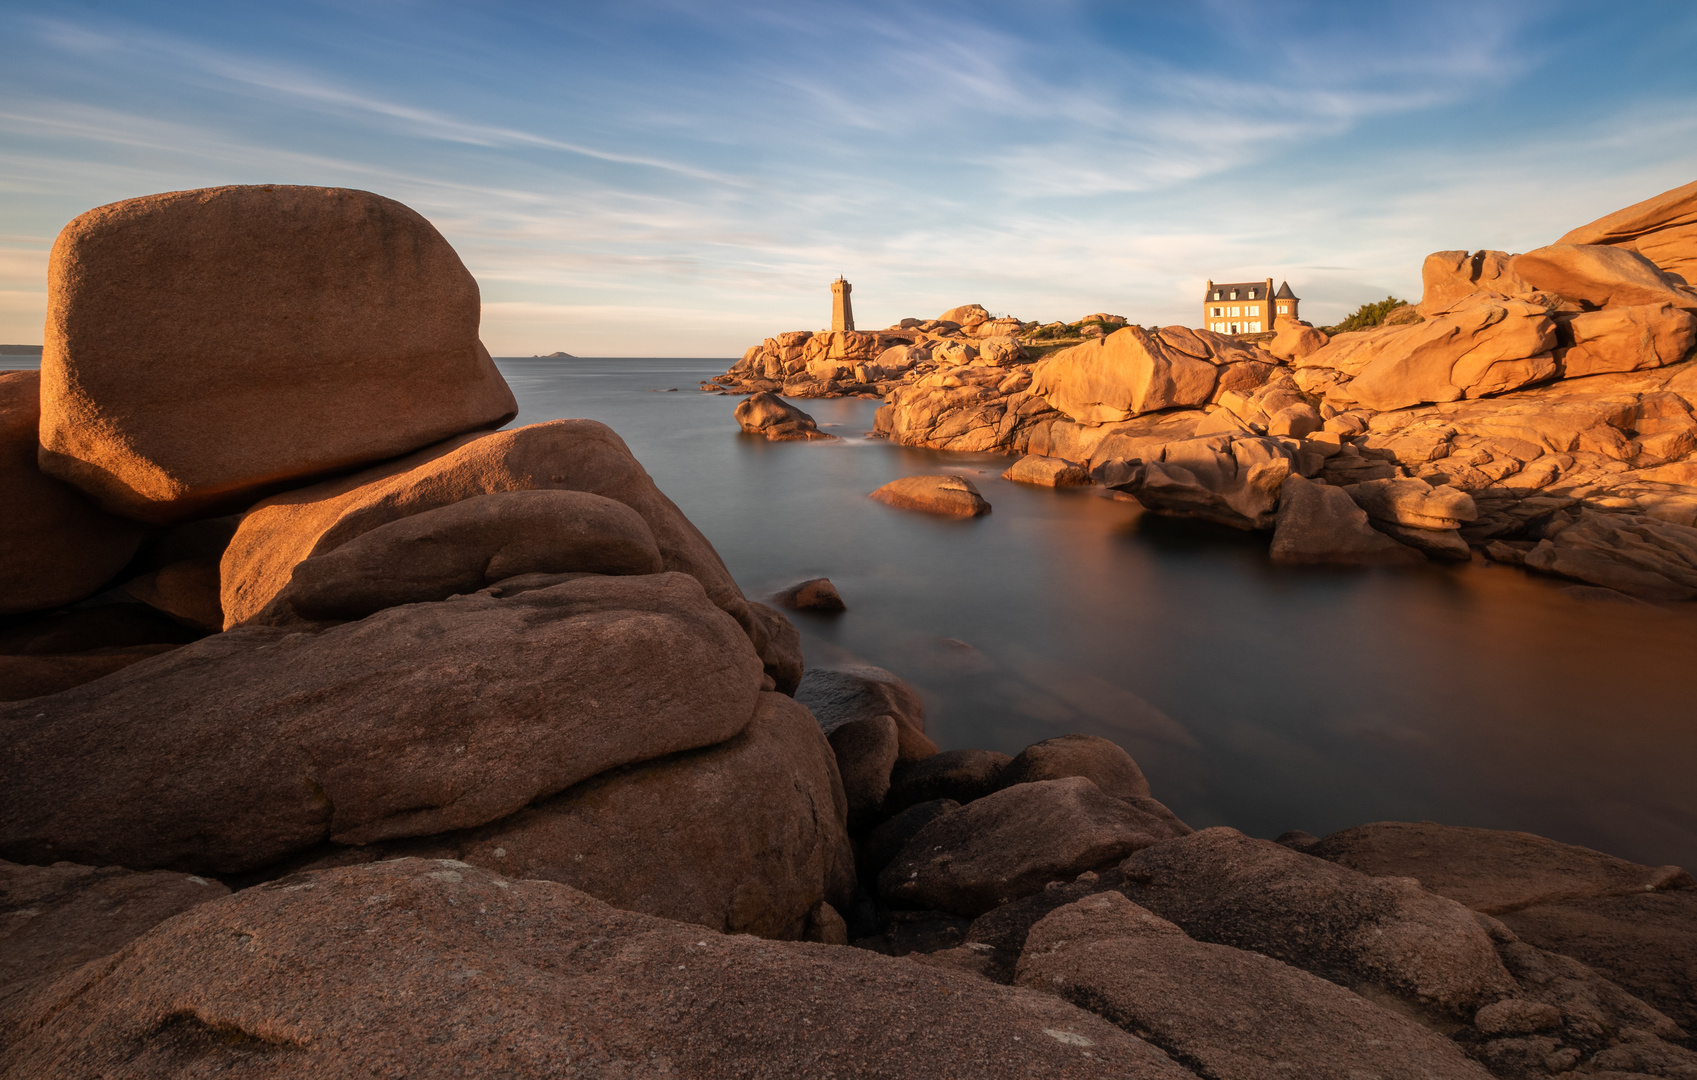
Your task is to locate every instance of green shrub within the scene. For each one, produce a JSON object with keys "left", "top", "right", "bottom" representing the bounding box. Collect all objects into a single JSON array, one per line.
[{"left": 1323, "top": 296, "right": 1408, "bottom": 335}]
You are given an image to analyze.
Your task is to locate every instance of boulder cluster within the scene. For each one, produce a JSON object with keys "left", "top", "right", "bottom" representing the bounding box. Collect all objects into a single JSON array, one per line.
[
  {"left": 716, "top": 181, "right": 1697, "bottom": 599},
  {"left": 4, "top": 185, "right": 1695, "bottom": 1077}
]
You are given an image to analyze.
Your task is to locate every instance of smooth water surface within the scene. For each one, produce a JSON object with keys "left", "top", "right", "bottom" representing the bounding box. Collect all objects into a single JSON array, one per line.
[{"left": 501, "top": 357, "right": 1697, "bottom": 870}]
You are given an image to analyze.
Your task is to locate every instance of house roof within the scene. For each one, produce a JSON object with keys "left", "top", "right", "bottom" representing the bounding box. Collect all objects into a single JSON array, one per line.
[
  {"left": 1202, "top": 281, "right": 1270, "bottom": 301},
  {"left": 1275, "top": 280, "right": 1298, "bottom": 300}
]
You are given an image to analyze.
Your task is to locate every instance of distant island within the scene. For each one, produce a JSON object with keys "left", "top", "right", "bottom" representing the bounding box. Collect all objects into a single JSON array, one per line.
[{"left": 532, "top": 350, "right": 575, "bottom": 358}]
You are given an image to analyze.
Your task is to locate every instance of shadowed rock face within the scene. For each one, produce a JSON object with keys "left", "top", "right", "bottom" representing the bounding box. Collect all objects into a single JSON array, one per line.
[
  {"left": 0, "top": 371, "right": 144, "bottom": 616},
  {"left": 0, "top": 573, "right": 764, "bottom": 874},
  {"left": 1015, "top": 892, "right": 1494, "bottom": 1080},
  {"left": 1270, "top": 475, "right": 1424, "bottom": 566},
  {"left": 2, "top": 859, "right": 1192, "bottom": 1080},
  {"left": 1118, "top": 827, "right": 1518, "bottom": 1014},
  {"left": 36, "top": 185, "right": 517, "bottom": 524},
  {"left": 300, "top": 692, "right": 854, "bottom": 941},
  {"left": 880, "top": 777, "right": 1190, "bottom": 917},
  {"left": 0, "top": 859, "right": 229, "bottom": 1041},
  {"left": 734, "top": 391, "right": 834, "bottom": 440}
]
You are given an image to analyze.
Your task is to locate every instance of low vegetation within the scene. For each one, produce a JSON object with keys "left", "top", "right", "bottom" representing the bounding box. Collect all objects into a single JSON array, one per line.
[{"left": 1322, "top": 296, "right": 1409, "bottom": 335}]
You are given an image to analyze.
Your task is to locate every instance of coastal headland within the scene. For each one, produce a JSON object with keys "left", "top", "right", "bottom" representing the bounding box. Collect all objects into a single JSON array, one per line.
[{"left": 2, "top": 183, "right": 1694, "bottom": 1077}]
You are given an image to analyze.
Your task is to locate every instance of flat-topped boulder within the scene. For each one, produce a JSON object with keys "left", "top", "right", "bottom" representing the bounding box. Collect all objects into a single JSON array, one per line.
[
  {"left": 37, "top": 185, "right": 517, "bottom": 524},
  {"left": 1030, "top": 326, "right": 1218, "bottom": 424},
  {"left": 869, "top": 473, "right": 991, "bottom": 517}
]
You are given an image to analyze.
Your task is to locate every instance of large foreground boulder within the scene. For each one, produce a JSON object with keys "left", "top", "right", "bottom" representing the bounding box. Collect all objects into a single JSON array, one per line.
[
  {"left": 1118, "top": 828, "right": 1518, "bottom": 1013},
  {"left": 1, "top": 859, "right": 1191, "bottom": 1078},
  {"left": 0, "top": 573, "right": 764, "bottom": 874},
  {"left": 0, "top": 371, "right": 144, "bottom": 615},
  {"left": 0, "top": 859, "right": 228, "bottom": 1036},
  {"left": 267, "top": 489, "right": 663, "bottom": 622},
  {"left": 1559, "top": 302, "right": 1697, "bottom": 376},
  {"left": 1333, "top": 298, "right": 1558, "bottom": 411},
  {"left": 218, "top": 420, "right": 798, "bottom": 686},
  {"left": 311, "top": 692, "right": 854, "bottom": 941},
  {"left": 37, "top": 185, "right": 517, "bottom": 524},
  {"left": 1511, "top": 243, "right": 1697, "bottom": 312},
  {"left": 1558, "top": 178, "right": 1697, "bottom": 282},
  {"left": 1016, "top": 892, "right": 1493, "bottom": 1080},
  {"left": 1030, "top": 326, "right": 1218, "bottom": 424},
  {"left": 880, "top": 778, "right": 1189, "bottom": 916}
]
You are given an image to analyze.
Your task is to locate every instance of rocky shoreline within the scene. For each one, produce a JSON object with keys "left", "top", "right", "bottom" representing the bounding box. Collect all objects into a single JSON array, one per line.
[
  {"left": 2, "top": 184, "right": 1694, "bottom": 1077},
  {"left": 717, "top": 182, "right": 1697, "bottom": 600}
]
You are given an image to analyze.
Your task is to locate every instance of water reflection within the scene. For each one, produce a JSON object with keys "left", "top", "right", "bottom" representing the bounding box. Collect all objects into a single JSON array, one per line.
[{"left": 523, "top": 359, "right": 1697, "bottom": 868}]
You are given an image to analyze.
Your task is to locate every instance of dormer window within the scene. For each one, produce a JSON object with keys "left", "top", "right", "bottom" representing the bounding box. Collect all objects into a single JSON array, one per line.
[
  {"left": 1229, "top": 290, "right": 1237, "bottom": 300},
  {"left": 1212, "top": 291, "right": 1221, "bottom": 301},
  {"left": 1248, "top": 289, "right": 1256, "bottom": 299}
]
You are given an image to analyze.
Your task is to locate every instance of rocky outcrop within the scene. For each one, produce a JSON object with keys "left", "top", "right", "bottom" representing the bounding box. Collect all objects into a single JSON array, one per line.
[
  {"left": 0, "top": 859, "right": 228, "bottom": 1037},
  {"left": 1267, "top": 318, "right": 1330, "bottom": 360},
  {"left": 306, "top": 692, "right": 854, "bottom": 941},
  {"left": 1558, "top": 178, "right": 1697, "bottom": 281},
  {"left": 773, "top": 575, "right": 846, "bottom": 611},
  {"left": 999, "top": 734, "right": 1153, "bottom": 801},
  {"left": 879, "top": 777, "right": 1189, "bottom": 916},
  {"left": 1030, "top": 326, "right": 1218, "bottom": 424},
  {"left": 0, "top": 371, "right": 144, "bottom": 615},
  {"left": 2, "top": 859, "right": 1192, "bottom": 1079},
  {"left": 0, "top": 574, "right": 765, "bottom": 873},
  {"left": 1002, "top": 453, "right": 1090, "bottom": 486},
  {"left": 37, "top": 185, "right": 517, "bottom": 523},
  {"left": 869, "top": 473, "right": 992, "bottom": 517},
  {"left": 1521, "top": 509, "right": 1697, "bottom": 599},
  {"left": 1270, "top": 475, "right": 1424, "bottom": 565},
  {"left": 1559, "top": 302, "right": 1696, "bottom": 376},
  {"left": 1512, "top": 243, "right": 1697, "bottom": 312},
  {"left": 1095, "top": 434, "right": 1294, "bottom": 530},
  {"left": 734, "top": 390, "right": 833, "bottom": 440},
  {"left": 1016, "top": 891, "right": 1494, "bottom": 1080}
]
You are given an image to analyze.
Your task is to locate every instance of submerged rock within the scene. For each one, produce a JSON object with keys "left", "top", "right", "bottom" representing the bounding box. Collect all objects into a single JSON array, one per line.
[
  {"left": 869, "top": 474, "right": 992, "bottom": 517},
  {"left": 734, "top": 391, "right": 834, "bottom": 441},
  {"left": 1002, "top": 454, "right": 1091, "bottom": 487},
  {"left": 772, "top": 576, "right": 846, "bottom": 611},
  {"left": 37, "top": 185, "right": 517, "bottom": 524}
]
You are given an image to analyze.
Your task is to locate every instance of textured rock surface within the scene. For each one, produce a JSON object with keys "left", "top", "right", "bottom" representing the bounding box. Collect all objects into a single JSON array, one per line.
[
  {"left": 0, "top": 645, "right": 182, "bottom": 703},
  {"left": 1522, "top": 509, "right": 1697, "bottom": 599},
  {"left": 1016, "top": 892, "right": 1493, "bottom": 1080},
  {"left": 1559, "top": 302, "right": 1696, "bottom": 376},
  {"left": 1, "top": 859, "right": 1189, "bottom": 1079},
  {"left": 0, "top": 371, "right": 144, "bottom": 615},
  {"left": 1419, "top": 249, "right": 1533, "bottom": 315},
  {"left": 827, "top": 713, "right": 900, "bottom": 832},
  {"left": 793, "top": 662, "right": 931, "bottom": 759},
  {"left": 869, "top": 473, "right": 992, "bottom": 517},
  {"left": 1558, "top": 178, "right": 1697, "bottom": 281},
  {"left": 1308, "top": 820, "right": 1693, "bottom": 915},
  {"left": 881, "top": 778, "right": 1189, "bottom": 916},
  {"left": 1329, "top": 299, "right": 1558, "bottom": 412},
  {"left": 307, "top": 692, "right": 853, "bottom": 941},
  {"left": 1267, "top": 319, "right": 1330, "bottom": 361},
  {"left": 0, "top": 574, "right": 763, "bottom": 873},
  {"left": 1031, "top": 326, "right": 1218, "bottom": 424},
  {"left": 999, "top": 734, "right": 1153, "bottom": 802},
  {"left": 734, "top": 391, "right": 833, "bottom": 440},
  {"left": 772, "top": 576, "right": 846, "bottom": 612},
  {"left": 0, "top": 859, "right": 228, "bottom": 1041},
  {"left": 1271, "top": 475, "right": 1424, "bottom": 565},
  {"left": 885, "top": 748, "right": 1011, "bottom": 813},
  {"left": 267, "top": 489, "right": 663, "bottom": 623},
  {"left": 1095, "top": 434, "right": 1293, "bottom": 530},
  {"left": 1344, "top": 476, "right": 1478, "bottom": 529},
  {"left": 1001, "top": 454, "right": 1090, "bottom": 487},
  {"left": 218, "top": 419, "right": 796, "bottom": 686},
  {"left": 1119, "top": 828, "right": 1518, "bottom": 1013},
  {"left": 37, "top": 185, "right": 516, "bottom": 523},
  {"left": 1513, "top": 243, "right": 1697, "bottom": 312}
]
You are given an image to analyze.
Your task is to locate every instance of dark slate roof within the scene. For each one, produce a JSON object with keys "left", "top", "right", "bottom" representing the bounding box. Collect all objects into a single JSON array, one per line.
[
  {"left": 1275, "top": 280, "right": 1297, "bottom": 299},
  {"left": 1202, "top": 281, "right": 1269, "bottom": 301}
]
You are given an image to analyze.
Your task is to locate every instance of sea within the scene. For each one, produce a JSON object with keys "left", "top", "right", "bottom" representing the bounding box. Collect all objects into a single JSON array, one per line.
[{"left": 9, "top": 353, "right": 1697, "bottom": 870}]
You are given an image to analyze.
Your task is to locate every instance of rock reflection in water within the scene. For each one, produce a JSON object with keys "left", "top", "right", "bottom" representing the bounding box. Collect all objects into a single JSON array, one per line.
[{"left": 500, "top": 357, "right": 1697, "bottom": 870}]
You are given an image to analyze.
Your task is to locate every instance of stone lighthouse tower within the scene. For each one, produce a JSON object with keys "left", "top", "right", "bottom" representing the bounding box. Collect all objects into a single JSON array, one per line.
[{"left": 831, "top": 276, "right": 855, "bottom": 332}]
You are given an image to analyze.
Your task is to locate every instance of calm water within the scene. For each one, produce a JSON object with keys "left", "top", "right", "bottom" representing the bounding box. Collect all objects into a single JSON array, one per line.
[
  {"left": 9, "top": 354, "right": 1696, "bottom": 869},
  {"left": 501, "top": 357, "right": 1697, "bottom": 871}
]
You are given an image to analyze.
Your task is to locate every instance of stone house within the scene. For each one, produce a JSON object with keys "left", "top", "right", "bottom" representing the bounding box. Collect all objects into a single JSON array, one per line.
[{"left": 1203, "top": 278, "right": 1299, "bottom": 335}]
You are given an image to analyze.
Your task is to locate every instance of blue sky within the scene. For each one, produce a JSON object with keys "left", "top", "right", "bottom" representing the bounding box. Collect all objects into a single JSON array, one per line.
[{"left": 3, "top": 1, "right": 1695, "bottom": 355}]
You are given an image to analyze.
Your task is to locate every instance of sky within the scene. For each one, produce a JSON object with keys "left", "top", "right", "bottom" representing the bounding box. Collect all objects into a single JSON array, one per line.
[{"left": 2, "top": 2, "right": 1696, "bottom": 356}]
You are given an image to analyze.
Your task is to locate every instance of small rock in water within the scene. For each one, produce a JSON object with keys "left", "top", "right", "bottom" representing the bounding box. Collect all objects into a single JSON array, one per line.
[
  {"left": 869, "top": 474, "right": 991, "bottom": 518},
  {"left": 773, "top": 577, "right": 846, "bottom": 612}
]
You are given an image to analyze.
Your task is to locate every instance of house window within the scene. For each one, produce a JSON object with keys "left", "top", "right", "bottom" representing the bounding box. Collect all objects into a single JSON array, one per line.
[
  {"left": 1229, "top": 290, "right": 1238, "bottom": 300},
  {"left": 1212, "top": 291, "right": 1221, "bottom": 300},
  {"left": 1247, "top": 289, "right": 1256, "bottom": 299},
  {"left": 1277, "top": 304, "right": 1288, "bottom": 314},
  {"left": 1251, "top": 321, "right": 1262, "bottom": 332}
]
